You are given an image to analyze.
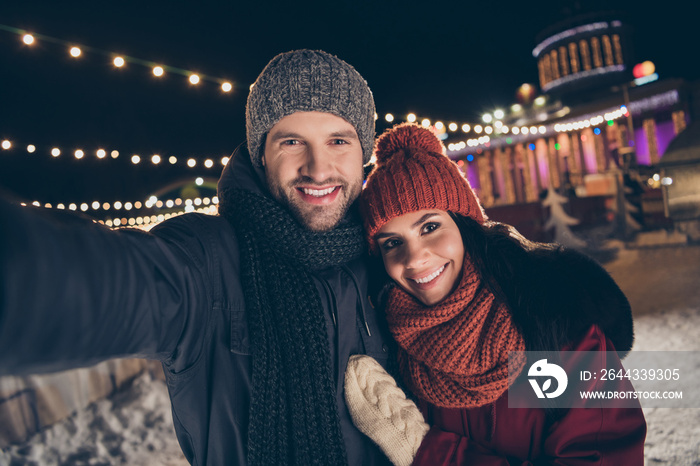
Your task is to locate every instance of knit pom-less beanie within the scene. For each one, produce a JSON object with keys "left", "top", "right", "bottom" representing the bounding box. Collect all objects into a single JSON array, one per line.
[
  {"left": 246, "top": 49, "right": 376, "bottom": 167},
  {"left": 360, "top": 123, "right": 486, "bottom": 253}
]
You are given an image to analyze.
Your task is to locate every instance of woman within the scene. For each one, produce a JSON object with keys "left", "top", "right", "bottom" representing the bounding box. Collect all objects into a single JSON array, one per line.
[{"left": 345, "top": 123, "right": 646, "bottom": 465}]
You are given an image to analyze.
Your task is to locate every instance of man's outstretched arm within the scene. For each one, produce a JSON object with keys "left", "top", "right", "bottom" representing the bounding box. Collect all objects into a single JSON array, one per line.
[{"left": 0, "top": 199, "right": 210, "bottom": 375}]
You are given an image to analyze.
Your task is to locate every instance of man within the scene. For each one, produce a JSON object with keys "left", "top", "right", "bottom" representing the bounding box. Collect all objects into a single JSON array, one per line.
[{"left": 0, "top": 50, "right": 392, "bottom": 465}]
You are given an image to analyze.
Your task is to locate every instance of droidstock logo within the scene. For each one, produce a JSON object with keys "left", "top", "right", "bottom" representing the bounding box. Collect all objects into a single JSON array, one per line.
[{"left": 528, "top": 359, "right": 568, "bottom": 399}]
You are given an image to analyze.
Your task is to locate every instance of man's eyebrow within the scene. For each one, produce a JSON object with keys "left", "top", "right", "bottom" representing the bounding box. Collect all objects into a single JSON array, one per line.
[
  {"left": 329, "top": 130, "right": 359, "bottom": 139},
  {"left": 374, "top": 213, "right": 440, "bottom": 240},
  {"left": 268, "top": 131, "right": 303, "bottom": 142}
]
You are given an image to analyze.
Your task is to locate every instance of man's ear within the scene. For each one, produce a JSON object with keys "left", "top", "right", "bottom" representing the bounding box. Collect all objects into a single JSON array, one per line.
[{"left": 260, "top": 134, "right": 267, "bottom": 168}]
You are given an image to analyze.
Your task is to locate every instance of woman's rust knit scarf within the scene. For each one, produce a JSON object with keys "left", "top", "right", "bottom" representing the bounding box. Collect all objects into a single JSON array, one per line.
[{"left": 386, "top": 254, "right": 526, "bottom": 408}]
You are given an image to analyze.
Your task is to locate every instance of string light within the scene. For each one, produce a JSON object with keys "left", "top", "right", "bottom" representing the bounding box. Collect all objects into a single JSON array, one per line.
[
  {"left": 445, "top": 103, "right": 633, "bottom": 154},
  {"left": 1, "top": 24, "right": 238, "bottom": 93},
  {"left": 554, "top": 107, "right": 625, "bottom": 133},
  {"left": 407, "top": 113, "right": 416, "bottom": 123},
  {"left": 21, "top": 195, "right": 219, "bottom": 218},
  {"left": 16, "top": 196, "right": 221, "bottom": 233},
  {"left": 1, "top": 137, "right": 231, "bottom": 169},
  {"left": 101, "top": 204, "right": 218, "bottom": 229}
]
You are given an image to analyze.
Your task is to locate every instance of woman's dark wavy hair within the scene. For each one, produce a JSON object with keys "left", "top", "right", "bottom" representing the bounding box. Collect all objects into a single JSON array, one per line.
[
  {"left": 448, "top": 213, "right": 559, "bottom": 307},
  {"left": 449, "top": 213, "right": 572, "bottom": 351}
]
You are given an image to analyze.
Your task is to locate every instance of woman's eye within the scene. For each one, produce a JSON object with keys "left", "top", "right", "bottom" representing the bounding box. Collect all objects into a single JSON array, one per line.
[
  {"left": 381, "top": 239, "right": 400, "bottom": 251},
  {"left": 422, "top": 222, "right": 440, "bottom": 234}
]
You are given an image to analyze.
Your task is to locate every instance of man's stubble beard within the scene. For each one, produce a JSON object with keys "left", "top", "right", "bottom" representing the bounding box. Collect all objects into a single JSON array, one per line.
[{"left": 266, "top": 175, "right": 363, "bottom": 232}]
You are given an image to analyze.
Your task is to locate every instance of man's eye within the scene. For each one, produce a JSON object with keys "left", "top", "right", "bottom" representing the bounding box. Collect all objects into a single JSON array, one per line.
[
  {"left": 282, "top": 140, "right": 300, "bottom": 145},
  {"left": 331, "top": 139, "right": 348, "bottom": 145}
]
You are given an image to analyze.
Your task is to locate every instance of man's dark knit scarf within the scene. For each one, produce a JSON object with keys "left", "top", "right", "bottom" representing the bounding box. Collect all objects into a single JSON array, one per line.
[{"left": 222, "top": 188, "right": 366, "bottom": 466}]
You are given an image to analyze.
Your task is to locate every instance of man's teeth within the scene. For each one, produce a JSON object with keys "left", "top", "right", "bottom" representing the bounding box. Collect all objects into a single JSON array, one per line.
[
  {"left": 413, "top": 265, "right": 446, "bottom": 284},
  {"left": 302, "top": 187, "right": 337, "bottom": 197}
]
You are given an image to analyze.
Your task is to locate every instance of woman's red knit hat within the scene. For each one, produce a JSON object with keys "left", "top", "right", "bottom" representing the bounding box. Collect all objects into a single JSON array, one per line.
[{"left": 360, "top": 122, "right": 486, "bottom": 253}]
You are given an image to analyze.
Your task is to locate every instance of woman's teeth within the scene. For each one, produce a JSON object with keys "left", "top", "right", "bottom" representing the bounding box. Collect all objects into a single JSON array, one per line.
[{"left": 412, "top": 265, "right": 446, "bottom": 284}]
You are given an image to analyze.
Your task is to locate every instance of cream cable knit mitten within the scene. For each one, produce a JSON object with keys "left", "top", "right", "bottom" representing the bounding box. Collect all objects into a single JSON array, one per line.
[{"left": 344, "top": 355, "right": 430, "bottom": 466}]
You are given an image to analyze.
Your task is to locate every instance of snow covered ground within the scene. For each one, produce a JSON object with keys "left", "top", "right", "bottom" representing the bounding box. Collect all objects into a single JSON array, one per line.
[
  {"left": 1, "top": 239, "right": 699, "bottom": 465},
  {"left": 604, "top": 239, "right": 700, "bottom": 466}
]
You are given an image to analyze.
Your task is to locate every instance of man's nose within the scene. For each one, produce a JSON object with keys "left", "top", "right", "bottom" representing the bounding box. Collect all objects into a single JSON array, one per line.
[{"left": 301, "top": 145, "right": 334, "bottom": 181}]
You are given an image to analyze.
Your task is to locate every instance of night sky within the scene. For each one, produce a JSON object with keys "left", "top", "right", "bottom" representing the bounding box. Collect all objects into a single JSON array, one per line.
[{"left": 1, "top": 0, "right": 697, "bottom": 208}]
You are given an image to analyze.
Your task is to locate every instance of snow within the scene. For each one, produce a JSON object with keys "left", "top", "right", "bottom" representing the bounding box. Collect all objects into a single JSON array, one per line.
[
  {"left": 1, "top": 238, "right": 699, "bottom": 465},
  {"left": 0, "top": 371, "right": 188, "bottom": 466},
  {"left": 603, "top": 239, "right": 700, "bottom": 466}
]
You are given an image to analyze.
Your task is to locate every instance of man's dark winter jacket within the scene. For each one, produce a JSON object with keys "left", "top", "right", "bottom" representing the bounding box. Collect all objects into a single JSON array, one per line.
[{"left": 0, "top": 146, "right": 393, "bottom": 465}]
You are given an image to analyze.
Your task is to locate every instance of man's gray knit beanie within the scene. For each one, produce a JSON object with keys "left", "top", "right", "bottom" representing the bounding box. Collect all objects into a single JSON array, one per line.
[{"left": 246, "top": 49, "right": 376, "bottom": 167}]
